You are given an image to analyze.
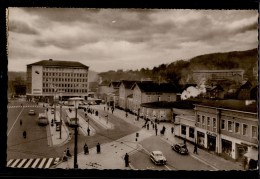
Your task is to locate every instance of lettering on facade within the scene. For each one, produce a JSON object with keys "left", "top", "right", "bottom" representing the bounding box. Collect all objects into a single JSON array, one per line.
[{"left": 33, "top": 89, "right": 41, "bottom": 91}]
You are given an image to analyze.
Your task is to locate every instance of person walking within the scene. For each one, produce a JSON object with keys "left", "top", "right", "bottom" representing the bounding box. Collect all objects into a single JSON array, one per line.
[
  {"left": 193, "top": 143, "right": 198, "bottom": 154},
  {"left": 87, "top": 128, "right": 90, "bottom": 136},
  {"left": 171, "top": 126, "right": 174, "bottom": 134},
  {"left": 125, "top": 112, "right": 128, "bottom": 118},
  {"left": 124, "top": 153, "right": 129, "bottom": 167},
  {"left": 62, "top": 150, "right": 68, "bottom": 161},
  {"left": 20, "top": 119, "right": 22, "bottom": 126},
  {"left": 97, "top": 143, "right": 101, "bottom": 154},
  {"left": 84, "top": 143, "right": 89, "bottom": 155},
  {"left": 155, "top": 128, "right": 158, "bottom": 136},
  {"left": 23, "top": 131, "right": 27, "bottom": 138},
  {"left": 66, "top": 147, "right": 72, "bottom": 157},
  {"left": 146, "top": 123, "right": 149, "bottom": 130}
]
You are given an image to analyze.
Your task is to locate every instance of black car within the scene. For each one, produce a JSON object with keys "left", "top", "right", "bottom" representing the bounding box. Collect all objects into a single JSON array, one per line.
[{"left": 171, "top": 143, "right": 189, "bottom": 155}]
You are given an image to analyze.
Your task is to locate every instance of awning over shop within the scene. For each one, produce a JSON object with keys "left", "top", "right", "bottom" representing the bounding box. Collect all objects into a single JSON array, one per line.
[{"left": 244, "top": 147, "right": 258, "bottom": 161}]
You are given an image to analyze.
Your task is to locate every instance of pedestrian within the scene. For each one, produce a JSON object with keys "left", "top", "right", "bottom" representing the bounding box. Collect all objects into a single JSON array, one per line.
[
  {"left": 84, "top": 143, "right": 89, "bottom": 155},
  {"left": 66, "top": 147, "right": 72, "bottom": 157},
  {"left": 87, "top": 128, "right": 90, "bottom": 136},
  {"left": 20, "top": 119, "right": 22, "bottom": 126},
  {"left": 193, "top": 144, "right": 198, "bottom": 154},
  {"left": 125, "top": 112, "right": 128, "bottom": 118},
  {"left": 146, "top": 123, "right": 149, "bottom": 130},
  {"left": 23, "top": 131, "right": 27, "bottom": 138},
  {"left": 97, "top": 142, "right": 101, "bottom": 153},
  {"left": 124, "top": 153, "right": 129, "bottom": 167},
  {"left": 62, "top": 150, "right": 68, "bottom": 161},
  {"left": 155, "top": 128, "right": 158, "bottom": 136},
  {"left": 152, "top": 123, "right": 154, "bottom": 129},
  {"left": 171, "top": 126, "right": 174, "bottom": 134},
  {"left": 155, "top": 124, "right": 157, "bottom": 130},
  {"left": 242, "top": 156, "right": 248, "bottom": 170}
]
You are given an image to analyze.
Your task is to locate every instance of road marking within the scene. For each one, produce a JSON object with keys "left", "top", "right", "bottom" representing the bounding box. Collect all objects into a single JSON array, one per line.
[
  {"left": 7, "top": 159, "right": 14, "bottom": 166},
  {"left": 164, "top": 164, "right": 171, "bottom": 170},
  {"left": 44, "top": 158, "right": 53, "bottom": 168},
  {"left": 38, "top": 158, "right": 46, "bottom": 168},
  {"left": 23, "top": 158, "right": 33, "bottom": 168},
  {"left": 190, "top": 154, "right": 218, "bottom": 170},
  {"left": 7, "top": 107, "right": 24, "bottom": 136},
  {"left": 17, "top": 159, "right": 27, "bottom": 168},
  {"left": 10, "top": 159, "right": 20, "bottom": 168},
  {"left": 31, "top": 158, "right": 40, "bottom": 168}
]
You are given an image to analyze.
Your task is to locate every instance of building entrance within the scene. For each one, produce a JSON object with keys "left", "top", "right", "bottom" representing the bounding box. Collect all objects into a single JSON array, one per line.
[
  {"left": 207, "top": 134, "right": 216, "bottom": 152},
  {"left": 221, "top": 139, "right": 232, "bottom": 158},
  {"left": 197, "top": 131, "right": 205, "bottom": 148}
]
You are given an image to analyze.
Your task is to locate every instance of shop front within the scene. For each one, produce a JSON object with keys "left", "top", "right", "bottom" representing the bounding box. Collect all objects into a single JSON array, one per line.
[
  {"left": 221, "top": 138, "right": 232, "bottom": 158},
  {"left": 207, "top": 132, "right": 217, "bottom": 152},
  {"left": 197, "top": 131, "right": 205, "bottom": 148}
]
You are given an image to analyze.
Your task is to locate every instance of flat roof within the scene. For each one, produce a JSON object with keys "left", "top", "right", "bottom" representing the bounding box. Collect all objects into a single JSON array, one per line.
[{"left": 27, "top": 59, "right": 89, "bottom": 69}]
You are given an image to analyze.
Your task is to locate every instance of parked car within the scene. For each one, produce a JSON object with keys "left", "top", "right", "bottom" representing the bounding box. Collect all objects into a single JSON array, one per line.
[
  {"left": 150, "top": 151, "right": 167, "bottom": 165},
  {"left": 171, "top": 143, "right": 189, "bottom": 155},
  {"left": 28, "top": 109, "right": 35, "bottom": 115}
]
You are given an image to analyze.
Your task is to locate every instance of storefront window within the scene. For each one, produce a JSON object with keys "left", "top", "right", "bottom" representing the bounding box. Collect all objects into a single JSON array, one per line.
[
  {"left": 252, "top": 126, "right": 257, "bottom": 138},
  {"left": 222, "top": 139, "right": 232, "bottom": 157},
  {"left": 235, "top": 122, "right": 240, "bottom": 133},
  {"left": 181, "top": 125, "right": 186, "bottom": 135},
  {"left": 213, "top": 118, "right": 216, "bottom": 128},
  {"left": 243, "top": 124, "right": 248, "bottom": 136},
  {"left": 189, "top": 128, "right": 194, "bottom": 138},
  {"left": 202, "top": 116, "right": 205, "bottom": 125},
  {"left": 197, "top": 115, "right": 200, "bottom": 123},
  {"left": 207, "top": 117, "right": 210, "bottom": 126}
]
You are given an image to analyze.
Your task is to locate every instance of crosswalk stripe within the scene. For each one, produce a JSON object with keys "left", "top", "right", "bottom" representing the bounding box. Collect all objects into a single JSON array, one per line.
[
  {"left": 31, "top": 158, "right": 40, "bottom": 168},
  {"left": 44, "top": 158, "right": 53, "bottom": 169},
  {"left": 7, "top": 159, "right": 14, "bottom": 166},
  {"left": 38, "top": 158, "right": 46, "bottom": 168},
  {"left": 17, "top": 159, "right": 27, "bottom": 168},
  {"left": 10, "top": 159, "right": 20, "bottom": 168},
  {"left": 23, "top": 158, "right": 34, "bottom": 168}
]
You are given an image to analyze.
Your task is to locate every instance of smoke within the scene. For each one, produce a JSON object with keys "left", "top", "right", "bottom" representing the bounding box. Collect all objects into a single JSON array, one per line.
[{"left": 181, "top": 78, "right": 207, "bottom": 100}]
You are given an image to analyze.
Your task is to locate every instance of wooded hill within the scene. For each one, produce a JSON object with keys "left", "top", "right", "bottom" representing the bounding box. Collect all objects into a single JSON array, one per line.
[{"left": 99, "top": 48, "right": 258, "bottom": 85}]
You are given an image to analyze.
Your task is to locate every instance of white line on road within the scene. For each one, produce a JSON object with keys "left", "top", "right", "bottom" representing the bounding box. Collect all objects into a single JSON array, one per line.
[
  {"left": 38, "top": 158, "right": 46, "bottom": 168},
  {"left": 7, "top": 107, "right": 24, "bottom": 136},
  {"left": 7, "top": 159, "right": 14, "bottom": 166},
  {"left": 164, "top": 164, "right": 172, "bottom": 170},
  {"left": 44, "top": 158, "right": 53, "bottom": 169},
  {"left": 31, "top": 158, "right": 40, "bottom": 168},
  {"left": 10, "top": 159, "right": 20, "bottom": 168},
  {"left": 190, "top": 154, "right": 218, "bottom": 170},
  {"left": 23, "top": 158, "right": 33, "bottom": 168},
  {"left": 17, "top": 159, "right": 27, "bottom": 168}
]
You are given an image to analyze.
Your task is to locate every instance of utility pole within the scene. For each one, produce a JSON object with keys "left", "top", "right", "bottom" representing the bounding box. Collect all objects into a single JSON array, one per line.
[
  {"left": 74, "top": 105, "right": 78, "bottom": 168},
  {"left": 60, "top": 105, "right": 62, "bottom": 139}
]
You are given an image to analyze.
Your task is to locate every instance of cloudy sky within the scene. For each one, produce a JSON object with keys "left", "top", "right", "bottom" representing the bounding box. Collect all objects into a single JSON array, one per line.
[{"left": 7, "top": 8, "right": 258, "bottom": 72}]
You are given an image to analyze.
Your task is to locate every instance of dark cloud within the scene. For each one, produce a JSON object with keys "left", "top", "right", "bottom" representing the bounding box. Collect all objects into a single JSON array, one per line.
[
  {"left": 234, "top": 21, "right": 258, "bottom": 34},
  {"left": 9, "top": 20, "right": 39, "bottom": 35}
]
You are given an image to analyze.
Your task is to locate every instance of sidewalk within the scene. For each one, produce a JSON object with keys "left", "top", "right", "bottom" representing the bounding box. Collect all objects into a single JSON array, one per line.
[
  {"left": 92, "top": 104, "right": 245, "bottom": 171},
  {"left": 55, "top": 129, "right": 153, "bottom": 169}
]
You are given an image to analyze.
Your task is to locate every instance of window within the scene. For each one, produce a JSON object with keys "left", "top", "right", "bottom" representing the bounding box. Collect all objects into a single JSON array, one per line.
[
  {"left": 252, "top": 126, "right": 257, "bottom": 138},
  {"left": 197, "top": 115, "right": 200, "bottom": 123},
  {"left": 228, "top": 121, "right": 233, "bottom": 132},
  {"left": 213, "top": 118, "right": 216, "bottom": 128},
  {"left": 207, "top": 117, "right": 210, "bottom": 126},
  {"left": 221, "top": 120, "right": 225, "bottom": 129},
  {"left": 189, "top": 128, "right": 194, "bottom": 138},
  {"left": 242, "top": 124, "right": 248, "bottom": 136},
  {"left": 147, "top": 96, "right": 151, "bottom": 102},
  {"left": 202, "top": 116, "right": 205, "bottom": 125},
  {"left": 181, "top": 125, "right": 186, "bottom": 135},
  {"left": 158, "top": 96, "right": 161, "bottom": 101},
  {"left": 235, "top": 123, "right": 240, "bottom": 133}
]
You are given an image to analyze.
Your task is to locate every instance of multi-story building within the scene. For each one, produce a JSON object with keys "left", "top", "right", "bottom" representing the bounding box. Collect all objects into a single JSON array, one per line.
[
  {"left": 106, "top": 81, "right": 121, "bottom": 107},
  {"left": 131, "top": 82, "right": 180, "bottom": 119},
  {"left": 26, "top": 59, "right": 89, "bottom": 102},
  {"left": 194, "top": 100, "right": 258, "bottom": 163},
  {"left": 118, "top": 80, "right": 139, "bottom": 110},
  {"left": 192, "top": 69, "right": 244, "bottom": 83}
]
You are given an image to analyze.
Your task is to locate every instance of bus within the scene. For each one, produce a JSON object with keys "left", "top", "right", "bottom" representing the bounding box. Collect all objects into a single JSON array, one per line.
[
  {"left": 66, "top": 110, "right": 79, "bottom": 127},
  {"left": 38, "top": 113, "right": 49, "bottom": 126}
]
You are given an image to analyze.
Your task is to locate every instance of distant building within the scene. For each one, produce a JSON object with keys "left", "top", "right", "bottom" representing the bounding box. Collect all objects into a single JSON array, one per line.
[
  {"left": 193, "top": 69, "right": 244, "bottom": 83},
  {"left": 26, "top": 59, "right": 89, "bottom": 102},
  {"left": 107, "top": 81, "right": 121, "bottom": 107},
  {"left": 97, "top": 80, "right": 110, "bottom": 101}
]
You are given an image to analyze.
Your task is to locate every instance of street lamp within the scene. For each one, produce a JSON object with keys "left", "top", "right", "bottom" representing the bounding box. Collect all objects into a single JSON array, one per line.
[{"left": 68, "top": 97, "right": 83, "bottom": 169}]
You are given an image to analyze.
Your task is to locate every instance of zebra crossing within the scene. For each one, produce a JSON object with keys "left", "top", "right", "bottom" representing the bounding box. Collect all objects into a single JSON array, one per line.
[
  {"left": 7, "top": 105, "right": 40, "bottom": 108},
  {"left": 7, "top": 157, "right": 61, "bottom": 169}
]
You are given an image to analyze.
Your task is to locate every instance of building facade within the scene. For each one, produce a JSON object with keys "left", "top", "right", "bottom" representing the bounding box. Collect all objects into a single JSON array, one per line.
[
  {"left": 194, "top": 100, "right": 258, "bottom": 162},
  {"left": 26, "top": 59, "right": 89, "bottom": 102}
]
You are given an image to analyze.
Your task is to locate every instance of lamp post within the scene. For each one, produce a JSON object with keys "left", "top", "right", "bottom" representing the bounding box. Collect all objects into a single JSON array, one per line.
[
  {"left": 68, "top": 97, "right": 83, "bottom": 169},
  {"left": 59, "top": 105, "right": 62, "bottom": 139}
]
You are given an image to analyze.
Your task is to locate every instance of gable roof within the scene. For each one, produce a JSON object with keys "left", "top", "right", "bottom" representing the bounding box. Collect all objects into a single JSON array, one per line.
[
  {"left": 132, "top": 82, "right": 180, "bottom": 93},
  {"left": 27, "top": 59, "right": 89, "bottom": 69},
  {"left": 109, "top": 81, "right": 121, "bottom": 89},
  {"left": 121, "top": 80, "right": 140, "bottom": 89}
]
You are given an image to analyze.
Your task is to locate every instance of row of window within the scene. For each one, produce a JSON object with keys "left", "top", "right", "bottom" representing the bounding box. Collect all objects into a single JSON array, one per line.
[
  {"left": 42, "top": 72, "right": 87, "bottom": 77},
  {"left": 43, "top": 67, "right": 87, "bottom": 72},
  {"left": 221, "top": 119, "right": 258, "bottom": 138},
  {"left": 43, "top": 88, "right": 87, "bottom": 93},
  {"left": 197, "top": 115, "right": 217, "bottom": 128},
  {"left": 197, "top": 115, "right": 258, "bottom": 138},
  {"left": 43, "top": 77, "right": 87, "bottom": 83},
  {"left": 181, "top": 125, "right": 195, "bottom": 138},
  {"left": 43, "top": 83, "right": 87, "bottom": 88}
]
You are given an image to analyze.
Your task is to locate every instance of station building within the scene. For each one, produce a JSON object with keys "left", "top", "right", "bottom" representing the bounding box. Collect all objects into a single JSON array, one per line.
[{"left": 26, "top": 59, "right": 89, "bottom": 102}]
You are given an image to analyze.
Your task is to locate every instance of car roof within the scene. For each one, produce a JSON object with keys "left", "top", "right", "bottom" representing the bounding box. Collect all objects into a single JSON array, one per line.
[
  {"left": 152, "top": 151, "right": 163, "bottom": 154},
  {"left": 177, "top": 143, "right": 186, "bottom": 147}
]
